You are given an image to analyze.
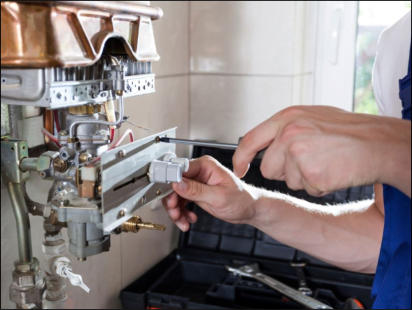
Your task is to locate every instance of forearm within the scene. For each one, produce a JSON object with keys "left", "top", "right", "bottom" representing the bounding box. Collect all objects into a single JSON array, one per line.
[
  {"left": 373, "top": 117, "right": 411, "bottom": 197},
  {"left": 245, "top": 186, "right": 384, "bottom": 273}
]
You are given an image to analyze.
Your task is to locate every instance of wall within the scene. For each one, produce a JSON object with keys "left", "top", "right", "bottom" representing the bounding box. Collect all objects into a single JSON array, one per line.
[
  {"left": 1, "top": 1, "right": 189, "bottom": 309},
  {"left": 189, "top": 1, "right": 317, "bottom": 142}
]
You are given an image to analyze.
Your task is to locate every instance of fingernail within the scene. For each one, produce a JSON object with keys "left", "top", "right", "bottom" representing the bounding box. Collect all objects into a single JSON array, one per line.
[
  {"left": 177, "top": 179, "right": 187, "bottom": 191},
  {"left": 176, "top": 221, "right": 188, "bottom": 232}
]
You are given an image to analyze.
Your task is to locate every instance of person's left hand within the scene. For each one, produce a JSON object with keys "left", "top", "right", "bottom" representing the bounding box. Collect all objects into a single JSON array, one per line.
[
  {"left": 233, "top": 105, "right": 410, "bottom": 196},
  {"left": 162, "top": 156, "right": 258, "bottom": 231}
]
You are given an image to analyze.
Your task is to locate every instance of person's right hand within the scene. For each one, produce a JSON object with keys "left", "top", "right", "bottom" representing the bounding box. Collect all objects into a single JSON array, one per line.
[{"left": 162, "top": 155, "right": 258, "bottom": 231}]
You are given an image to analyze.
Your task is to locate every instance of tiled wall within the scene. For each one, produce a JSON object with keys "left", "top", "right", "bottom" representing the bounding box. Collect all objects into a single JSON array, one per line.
[
  {"left": 189, "top": 1, "right": 317, "bottom": 142},
  {"left": 1, "top": 2, "right": 321, "bottom": 309}
]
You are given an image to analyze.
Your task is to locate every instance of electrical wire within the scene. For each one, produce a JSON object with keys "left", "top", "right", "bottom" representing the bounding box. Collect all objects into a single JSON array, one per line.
[
  {"left": 86, "top": 128, "right": 134, "bottom": 166},
  {"left": 110, "top": 128, "right": 115, "bottom": 142},
  {"left": 41, "top": 128, "right": 61, "bottom": 148},
  {"left": 109, "top": 128, "right": 134, "bottom": 149}
]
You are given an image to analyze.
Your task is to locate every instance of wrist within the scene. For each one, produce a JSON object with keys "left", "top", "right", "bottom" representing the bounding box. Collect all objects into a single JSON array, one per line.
[
  {"left": 242, "top": 185, "right": 281, "bottom": 228},
  {"left": 374, "top": 118, "right": 411, "bottom": 195}
]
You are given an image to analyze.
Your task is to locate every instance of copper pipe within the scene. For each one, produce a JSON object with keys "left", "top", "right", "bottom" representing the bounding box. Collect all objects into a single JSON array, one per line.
[{"left": 43, "top": 109, "right": 54, "bottom": 144}]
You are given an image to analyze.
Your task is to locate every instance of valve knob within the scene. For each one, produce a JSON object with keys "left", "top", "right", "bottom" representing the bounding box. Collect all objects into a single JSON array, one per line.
[
  {"left": 53, "top": 257, "right": 90, "bottom": 293},
  {"left": 148, "top": 153, "right": 189, "bottom": 183}
]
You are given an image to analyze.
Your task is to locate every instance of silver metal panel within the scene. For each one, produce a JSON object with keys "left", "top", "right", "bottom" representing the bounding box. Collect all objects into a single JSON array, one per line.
[
  {"left": 1, "top": 69, "right": 155, "bottom": 108},
  {"left": 101, "top": 128, "right": 176, "bottom": 234}
]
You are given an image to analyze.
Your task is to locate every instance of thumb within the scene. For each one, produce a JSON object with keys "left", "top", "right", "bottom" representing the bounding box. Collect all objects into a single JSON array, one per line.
[{"left": 172, "top": 177, "right": 216, "bottom": 204}]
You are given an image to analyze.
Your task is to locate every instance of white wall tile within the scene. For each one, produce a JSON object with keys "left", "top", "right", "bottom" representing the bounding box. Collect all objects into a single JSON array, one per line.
[
  {"left": 190, "top": 1, "right": 315, "bottom": 76},
  {"left": 190, "top": 75, "right": 293, "bottom": 143},
  {"left": 152, "top": 1, "right": 189, "bottom": 77},
  {"left": 120, "top": 201, "right": 179, "bottom": 287},
  {"left": 120, "top": 76, "right": 190, "bottom": 157}
]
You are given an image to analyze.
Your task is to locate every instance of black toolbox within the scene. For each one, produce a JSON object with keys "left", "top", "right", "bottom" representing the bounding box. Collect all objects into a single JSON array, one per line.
[{"left": 121, "top": 146, "right": 375, "bottom": 309}]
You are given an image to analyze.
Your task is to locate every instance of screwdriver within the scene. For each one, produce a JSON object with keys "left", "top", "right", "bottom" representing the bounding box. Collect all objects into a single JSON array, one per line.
[{"left": 157, "top": 137, "right": 238, "bottom": 150}]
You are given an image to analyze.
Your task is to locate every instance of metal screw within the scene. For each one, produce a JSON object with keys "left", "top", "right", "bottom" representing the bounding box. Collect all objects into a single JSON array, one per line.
[
  {"left": 141, "top": 195, "right": 147, "bottom": 204},
  {"left": 117, "top": 150, "right": 125, "bottom": 158},
  {"left": 156, "top": 189, "right": 162, "bottom": 196},
  {"left": 118, "top": 209, "right": 126, "bottom": 218},
  {"left": 97, "top": 185, "right": 102, "bottom": 195}
]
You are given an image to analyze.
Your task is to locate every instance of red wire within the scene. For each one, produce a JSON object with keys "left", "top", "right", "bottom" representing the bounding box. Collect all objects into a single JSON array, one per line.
[
  {"left": 110, "top": 128, "right": 115, "bottom": 142},
  {"left": 41, "top": 128, "right": 61, "bottom": 148}
]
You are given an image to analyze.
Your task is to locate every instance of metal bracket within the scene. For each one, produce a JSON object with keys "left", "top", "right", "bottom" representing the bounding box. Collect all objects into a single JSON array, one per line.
[
  {"left": 1, "top": 138, "right": 29, "bottom": 183},
  {"left": 101, "top": 128, "right": 177, "bottom": 234}
]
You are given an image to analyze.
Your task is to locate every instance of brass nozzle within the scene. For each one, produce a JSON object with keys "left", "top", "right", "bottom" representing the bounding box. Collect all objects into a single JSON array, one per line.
[{"left": 121, "top": 216, "right": 166, "bottom": 233}]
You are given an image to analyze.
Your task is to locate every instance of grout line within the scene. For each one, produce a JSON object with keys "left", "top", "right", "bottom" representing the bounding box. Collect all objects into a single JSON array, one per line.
[
  {"left": 190, "top": 71, "right": 313, "bottom": 78},
  {"left": 156, "top": 73, "right": 189, "bottom": 79},
  {"left": 188, "top": 1, "right": 192, "bottom": 140}
]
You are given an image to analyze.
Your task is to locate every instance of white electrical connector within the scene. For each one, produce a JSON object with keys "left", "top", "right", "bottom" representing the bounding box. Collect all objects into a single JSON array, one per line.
[
  {"left": 53, "top": 257, "right": 90, "bottom": 293},
  {"left": 148, "top": 152, "right": 189, "bottom": 184}
]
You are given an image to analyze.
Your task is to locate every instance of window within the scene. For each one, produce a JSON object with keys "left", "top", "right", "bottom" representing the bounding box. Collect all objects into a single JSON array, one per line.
[{"left": 353, "top": 1, "right": 411, "bottom": 114}]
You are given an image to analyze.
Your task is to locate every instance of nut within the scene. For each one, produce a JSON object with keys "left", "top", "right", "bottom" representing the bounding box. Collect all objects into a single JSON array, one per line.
[
  {"left": 53, "top": 157, "right": 67, "bottom": 172},
  {"left": 79, "top": 153, "right": 90, "bottom": 163},
  {"left": 36, "top": 155, "right": 52, "bottom": 171}
]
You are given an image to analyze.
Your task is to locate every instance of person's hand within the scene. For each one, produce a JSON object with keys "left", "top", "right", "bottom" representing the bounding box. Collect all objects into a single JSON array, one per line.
[
  {"left": 233, "top": 105, "right": 411, "bottom": 196},
  {"left": 162, "top": 155, "right": 257, "bottom": 231}
]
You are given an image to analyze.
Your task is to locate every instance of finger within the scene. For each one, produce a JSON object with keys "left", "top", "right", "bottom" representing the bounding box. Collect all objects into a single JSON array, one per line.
[
  {"left": 167, "top": 207, "right": 182, "bottom": 221},
  {"left": 284, "top": 156, "right": 303, "bottom": 191},
  {"left": 184, "top": 156, "right": 226, "bottom": 184},
  {"left": 301, "top": 177, "right": 326, "bottom": 197},
  {"left": 233, "top": 117, "right": 280, "bottom": 178},
  {"left": 183, "top": 209, "right": 198, "bottom": 224},
  {"left": 163, "top": 192, "right": 179, "bottom": 210},
  {"left": 172, "top": 177, "right": 219, "bottom": 205},
  {"left": 260, "top": 139, "right": 286, "bottom": 180},
  {"left": 175, "top": 217, "right": 190, "bottom": 232}
]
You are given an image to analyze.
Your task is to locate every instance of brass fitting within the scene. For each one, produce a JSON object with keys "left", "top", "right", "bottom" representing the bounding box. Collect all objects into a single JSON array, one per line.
[
  {"left": 68, "top": 105, "right": 101, "bottom": 115},
  {"left": 78, "top": 152, "right": 91, "bottom": 163},
  {"left": 103, "top": 98, "right": 117, "bottom": 129},
  {"left": 53, "top": 157, "right": 67, "bottom": 172},
  {"left": 121, "top": 216, "right": 165, "bottom": 233}
]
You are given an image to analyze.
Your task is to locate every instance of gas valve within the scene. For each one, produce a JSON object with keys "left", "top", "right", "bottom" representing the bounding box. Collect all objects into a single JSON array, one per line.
[{"left": 148, "top": 153, "right": 189, "bottom": 183}]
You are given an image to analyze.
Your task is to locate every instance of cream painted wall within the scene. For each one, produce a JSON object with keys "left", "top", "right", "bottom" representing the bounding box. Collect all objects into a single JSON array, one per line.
[{"left": 1, "top": 1, "right": 326, "bottom": 309}]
